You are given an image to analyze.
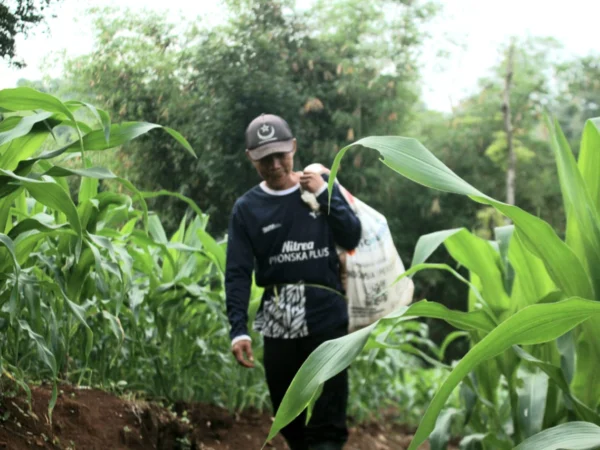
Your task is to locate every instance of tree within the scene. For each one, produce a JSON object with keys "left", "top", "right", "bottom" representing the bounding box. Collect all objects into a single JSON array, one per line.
[
  {"left": 61, "top": 0, "right": 438, "bottom": 235},
  {"left": 0, "top": 0, "right": 60, "bottom": 67},
  {"left": 555, "top": 54, "right": 600, "bottom": 147},
  {"left": 503, "top": 40, "right": 515, "bottom": 207}
]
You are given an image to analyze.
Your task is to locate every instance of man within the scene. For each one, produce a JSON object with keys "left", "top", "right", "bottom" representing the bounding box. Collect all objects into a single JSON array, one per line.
[{"left": 225, "top": 113, "right": 361, "bottom": 450}]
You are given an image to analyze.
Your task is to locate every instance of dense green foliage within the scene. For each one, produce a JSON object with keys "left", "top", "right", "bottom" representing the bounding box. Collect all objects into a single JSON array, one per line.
[
  {"left": 5, "top": 0, "right": 600, "bottom": 448},
  {"left": 31, "top": 3, "right": 598, "bottom": 363},
  {"left": 0, "top": 87, "right": 447, "bottom": 430},
  {"left": 268, "top": 117, "right": 600, "bottom": 449},
  {"left": 0, "top": 88, "right": 269, "bottom": 418}
]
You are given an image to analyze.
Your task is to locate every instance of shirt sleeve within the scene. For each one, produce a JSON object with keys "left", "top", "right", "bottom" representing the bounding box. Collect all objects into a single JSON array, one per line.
[
  {"left": 316, "top": 174, "right": 362, "bottom": 251},
  {"left": 225, "top": 202, "right": 255, "bottom": 340}
]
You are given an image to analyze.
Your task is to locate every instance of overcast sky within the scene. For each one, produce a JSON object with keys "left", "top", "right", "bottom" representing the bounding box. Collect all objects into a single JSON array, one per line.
[{"left": 1, "top": 0, "right": 598, "bottom": 112}]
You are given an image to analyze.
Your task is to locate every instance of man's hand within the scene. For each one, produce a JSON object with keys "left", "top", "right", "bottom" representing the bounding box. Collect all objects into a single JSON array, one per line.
[
  {"left": 300, "top": 171, "right": 325, "bottom": 194},
  {"left": 232, "top": 339, "right": 254, "bottom": 368}
]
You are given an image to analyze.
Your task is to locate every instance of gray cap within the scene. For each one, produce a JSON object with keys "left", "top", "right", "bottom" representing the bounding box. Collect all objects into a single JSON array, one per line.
[{"left": 245, "top": 114, "right": 295, "bottom": 161}]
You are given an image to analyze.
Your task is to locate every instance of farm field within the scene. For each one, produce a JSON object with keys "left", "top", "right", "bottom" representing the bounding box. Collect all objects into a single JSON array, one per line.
[{"left": 2, "top": 2, "right": 600, "bottom": 449}]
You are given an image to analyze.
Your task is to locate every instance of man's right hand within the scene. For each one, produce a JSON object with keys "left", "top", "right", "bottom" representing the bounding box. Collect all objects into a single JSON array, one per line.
[{"left": 232, "top": 339, "right": 254, "bottom": 368}]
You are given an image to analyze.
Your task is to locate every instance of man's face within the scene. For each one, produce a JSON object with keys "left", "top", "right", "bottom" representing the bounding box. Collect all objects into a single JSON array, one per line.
[{"left": 249, "top": 142, "right": 296, "bottom": 189}]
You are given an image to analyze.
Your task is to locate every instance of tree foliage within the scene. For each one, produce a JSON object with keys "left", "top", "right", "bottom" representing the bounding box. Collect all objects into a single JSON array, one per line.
[
  {"left": 0, "top": 0, "right": 59, "bottom": 67},
  {"left": 62, "top": 0, "right": 438, "bottom": 236}
]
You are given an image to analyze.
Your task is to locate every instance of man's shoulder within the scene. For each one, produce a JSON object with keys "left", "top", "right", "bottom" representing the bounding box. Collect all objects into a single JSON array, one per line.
[{"left": 233, "top": 185, "right": 262, "bottom": 211}]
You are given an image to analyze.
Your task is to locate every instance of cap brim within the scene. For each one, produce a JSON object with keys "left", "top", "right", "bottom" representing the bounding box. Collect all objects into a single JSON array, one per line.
[{"left": 247, "top": 139, "right": 294, "bottom": 161}]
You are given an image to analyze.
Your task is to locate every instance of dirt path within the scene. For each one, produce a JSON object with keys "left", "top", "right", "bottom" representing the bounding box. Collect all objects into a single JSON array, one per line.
[{"left": 0, "top": 384, "right": 436, "bottom": 450}]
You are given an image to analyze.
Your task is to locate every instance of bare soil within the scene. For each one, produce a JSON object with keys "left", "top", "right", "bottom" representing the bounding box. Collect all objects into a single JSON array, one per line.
[{"left": 0, "top": 384, "right": 445, "bottom": 450}]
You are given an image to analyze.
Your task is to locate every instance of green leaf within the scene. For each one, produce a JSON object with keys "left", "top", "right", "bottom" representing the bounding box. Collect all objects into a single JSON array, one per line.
[
  {"left": 0, "top": 111, "right": 53, "bottom": 146},
  {"left": 444, "top": 230, "right": 510, "bottom": 312},
  {"left": 8, "top": 215, "right": 69, "bottom": 240},
  {"left": 43, "top": 166, "right": 117, "bottom": 180},
  {"left": 494, "top": 225, "right": 515, "bottom": 293},
  {"left": 141, "top": 190, "right": 204, "bottom": 218},
  {"left": 390, "top": 231, "right": 495, "bottom": 314},
  {"left": 148, "top": 214, "right": 168, "bottom": 244},
  {"left": 430, "top": 408, "right": 460, "bottom": 450},
  {"left": 116, "top": 177, "right": 149, "bottom": 230},
  {"left": 0, "top": 170, "right": 82, "bottom": 251},
  {"left": 0, "top": 88, "right": 83, "bottom": 158},
  {"left": 0, "top": 131, "right": 51, "bottom": 172},
  {"left": 64, "top": 296, "right": 93, "bottom": 361},
  {"left": 101, "top": 311, "right": 125, "bottom": 366},
  {"left": 64, "top": 101, "right": 111, "bottom": 143},
  {"left": 18, "top": 320, "right": 57, "bottom": 376},
  {"left": 197, "top": 228, "right": 226, "bottom": 274},
  {"left": 572, "top": 318, "right": 600, "bottom": 412},
  {"left": 79, "top": 177, "right": 98, "bottom": 205},
  {"left": 579, "top": 118, "right": 600, "bottom": 215},
  {"left": 411, "top": 228, "right": 462, "bottom": 267},
  {"left": 266, "top": 299, "right": 497, "bottom": 443},
  {"left": 0, "top": 233, "right": 20, "bottom": 273},
  {"left": 509, "top": 230, "right": 556, "bottom": 309},
  {"left": 513, "top": 346, "right": 600, "bottom": 424},
  {"left": 66, "top": 122, "right": 196, "bottom": 158},
  {"left": 438, "top": 331, "right": 469, "bottom": 361},
  {"left": 546, "top": 115, "right": 600, "bottom": 297},
  {"left": 0, "top": 88, "right": 76, "bottom": 123},
  {"left": 329, "top": 136, "right": 594, "bottom": 299},
  {"left": 391, "top": 263, "right": 494, "bottom": 325},
  {"left": 267, "top": 322, "right": 376, "bottom": 442},
  {"left": 406, "top": 299, "right": 600, "bottom": 450},
  {"left": 0, "top": 190, "right": 21, "bottom": 232},
  {"left": 164, "top": 127, "right": 196, "bottom": 158},
  {"left": 516, "top": 370, "right": 548, "bottom": 439},
  {"left": 513, "top": 422, "right": 600, "bottom": 450}
]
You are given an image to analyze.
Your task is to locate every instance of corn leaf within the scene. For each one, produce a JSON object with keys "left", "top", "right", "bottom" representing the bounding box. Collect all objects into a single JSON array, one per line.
[
  {"left": 429, "top": 408, "right": 460, "bottom": 450},
  {"left": 579, "top": 118, "right": 600, "bottom": 215},
  {"left": 43, "top": 166, "right": 117, "bottom": 179},
  {"left": 0, "top": 111, "right": 52, "bottom": 146},
  {"left": 0, "top": 88, "right": 83, "bottom": 159},
  {"left": 141, "top": 190, "right": 204, "bottom": 219},
  {"left": 509, "top": 230, "right": 556, "bottom": 308},
  {"left": 0, "top": 233, "right": 20, "bottom": 273},
  {"left": 0, "top": 88, "right": 76, "bottom": 121},
  {"left": 0, "top": 170, "right": 82, "bottom": 247},
  {"left": 406, "top": 299, "right": 600, "bottom": 450},
  {"left": 266, "top": 299, "right": 500, "bottom": 443},
  {"left": 8, "top": 216, "right": 69, "bottom": 239},
  {"left": 513, "top": 422, "right": 600, "bottom": 450},
  {"left": 18, "top": 320, "right": 57, "bottom": 376},
  {"left": 0, "top": 131, "right": 51, "bottom": 172},
  {"left": 411, "top": 228, "right": 462, "bottom": 267},
  {"left": 66, "top": 122, "right": 196, "bottom": 158},
  {"left": 64, "top": 101, "right": 111, "bottom": 144},
  {"left": 516, "top": 370, "right": 548, "bottom": 439},
  {"left": 328, "top": 136, "right": 593, "bottom": 299},
  {"left": 197, "top": 228, "right": 226, "bottom": 274},
  {"left": 513, "top": 346, "right": 600, "bottom": 424},
  {"left": 267, "top": 298, "right": 600, "bottom": 448},
  {"left": 546, "top": 116, "right": 600, "bottom": 297},
  {"left": 444, "top": 230, "right": 510, "bottom": 312}
]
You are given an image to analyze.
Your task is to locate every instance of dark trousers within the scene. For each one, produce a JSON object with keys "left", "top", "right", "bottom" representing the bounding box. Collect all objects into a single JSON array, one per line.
[{"left": 263, "top": 325, "right": 349, "bottom": 450}]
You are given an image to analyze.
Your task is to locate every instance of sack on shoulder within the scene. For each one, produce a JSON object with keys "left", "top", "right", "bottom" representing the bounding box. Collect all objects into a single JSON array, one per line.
[{"left": 302, "top": 164, "right": 414, "bottom": 331}]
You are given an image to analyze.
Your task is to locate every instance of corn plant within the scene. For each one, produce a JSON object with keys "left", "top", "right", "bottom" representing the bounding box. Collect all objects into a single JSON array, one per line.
[
  {"left": 0, "top": 87, "right": 268, "bottom": 420},
  {"left": 348, "top": 321, "right": 462, "bottom": 427},
  {"left": 266, "top": 117, "right": 600, "bottom": 449}
]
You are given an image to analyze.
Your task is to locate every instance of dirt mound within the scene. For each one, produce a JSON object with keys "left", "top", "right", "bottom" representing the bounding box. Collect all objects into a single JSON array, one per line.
[{"left": 0, "top": 383, "right": 434, "bottom": 450}]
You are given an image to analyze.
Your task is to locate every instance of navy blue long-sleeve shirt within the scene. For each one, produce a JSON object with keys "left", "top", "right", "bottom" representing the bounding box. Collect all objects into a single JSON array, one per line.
[{"left": 225, "top": 175, "right": 361, "bottom": 340}]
